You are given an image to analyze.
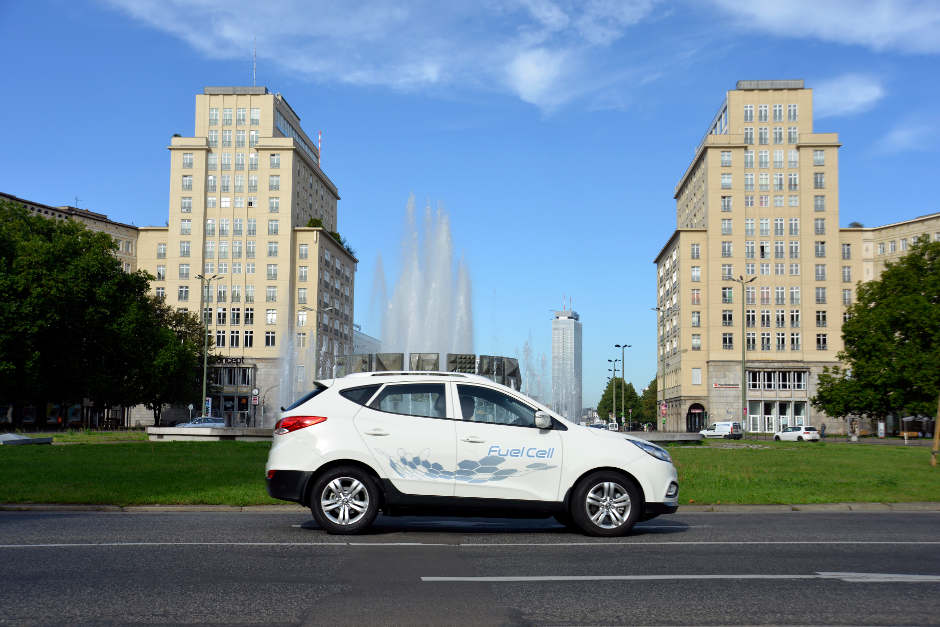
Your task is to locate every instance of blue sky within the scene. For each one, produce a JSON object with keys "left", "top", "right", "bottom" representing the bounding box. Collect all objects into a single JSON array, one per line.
[{"left": 2, "top": 1, "right": 938, "bottom": 406}]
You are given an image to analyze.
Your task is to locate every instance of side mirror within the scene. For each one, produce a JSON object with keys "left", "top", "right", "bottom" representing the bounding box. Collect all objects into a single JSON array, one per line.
[{"left": 534, "top": 411, "right": 552, "bottom": 429}]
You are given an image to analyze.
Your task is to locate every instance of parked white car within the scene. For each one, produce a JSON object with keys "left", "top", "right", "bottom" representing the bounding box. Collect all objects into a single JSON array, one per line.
[
  {"left": 699, "top": 421, "right": 743, "bottom": 440},
  {"left": 265, "top": 372, "right": 679, "bottom": 536},
  {"left": 176, "top": 416, "right": 225, "bottom": 428},
  {"left": 773, "top": 426, "right": 820, "bottom": 441}
]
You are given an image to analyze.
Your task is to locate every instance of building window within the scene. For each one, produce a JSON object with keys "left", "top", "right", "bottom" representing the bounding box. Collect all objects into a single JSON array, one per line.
[
  {"left": 690, "top": 289, "right": 701, "bottom": 305},
  {"left": 178, "top": 285, "right": 189, "bottom": 301},
  {"left": 721, "top": 241, "right": 732, "bottom": 257},
  {"left": 759, "top": 172, "right": 769, "bottom": 191},
  {"left": 156, "top": 243, "right": 167, "bottom": 259},
  {"left": 790, "top": 286, "right": 801, "bottom": 305},
  {"left": 721, "top": 173, "right": 732, "bottom": 189},
  {"left": 745, "top": 309, "right": 756, "bottom": 328},
  {"left": 720, "top": 151, "right": 731, "bottom": 167},
  {"left": 182, "top": 152, "right": 194, "bottom": 169},
  {"left": 221, "top": 152, "right": 231, "bottom": 171},
  {"left": 761, "top": 332, "right": 771, "bottom": 351},
  {"left": 208, "top": 107, "right": 219, "bottom": 125},
  {"left": 814, "top": 172, "right": 825, "bottom": 189},
  {"left": 773, "top": 173, "right": 783, "bottom": 192},
  {"left": 790, "top": 263, "right": 800, "bottom": 275},
  {"left": 298, "top": 243, "right": 309, "bottom": 260},
  {"left": 816, "top": 334, "right": 828, "bottom": 351},
  {"left": 721, "top": 287, "right": 733, "bottom": 304},
  {"left": 181, "top": 197, "right": 192, "bottom": 213},
  {"left": 787, "top": 104, "right": 798, "bottom": 121},
  {"left": 775, "top": 286, "right": 786, "bottom": 305},
  {"left": 758, "top": 126, "right": 768, "bottom": 145},
  {"left": 760, "top": 309, "right": 771, "bottom": 328},
  {"left": 155, "top": 265, "right": 166, "bottom": 281},
  {"left": 758, "top": 150, "right": 769, "bottom": 168},
  {"left": 772, "top": 104, "right": 783, "bottom": 122},
  {"left": 746, "top": 332, "right": 756, "bottom": 351},
  {"left": 207, "top": 130, "right": 218, "bottom": 148},
  {"left": 690, "top": 243, "right": 700, "bottom": 259},
  {"left": 265, "top": 331, "right": 276, "bottom": 347},
  {"left": 744, "top": 173, "right": 754, "bottom": 191},
  {"left": 815, "top": 264, "right": 826, "bottom": 281},
  {"left": 298, "top": 288, "right": 307, "bottom": 304},
  {"left": 721, "top": 219, "right": 732, "bottom": 235},
  {"left": 841, "top": 266, "right": 851, "bottom": 283},
  {"left": 244, "top": 330, "right": 254, "bottom": 347},
  {"left": 815, "top": 310, "right": 827, "bottom": 328},
  {"left": 691, "top": 311, "right": 701, "bottom": 327},
  {"left": 236, "top": 130, "right": 245, "bottom": 147},
  {"left": 266, "top": 286, "right": 277, "bottom": 302},
  {"left": 269, "top": 175, "right": 280, "bottom": 191},
  {"left": 179, "top": 241, "right": 190, "bottom": 257},
  {"left": 721, "top": 264, "right": 733, "bottom": 279},
  {"left": 788, "top": 218, "right": 799, "bottom": 236},
  {"left": 758, "top": 104, "right": 768, "bottom": 122},
  {"left": 790, "top": 309, "right": 800, "bottom": 328},
  {"left": 222, "top": 130, "right": 232, "bottom": 147},
  {"left": 207, "top": 175, "right": 217, "bottom": 193},
  {"left": 244, "top": 307, "right": 254, "bottom": 325},
  {"left": 788, "top": 173, "right": 799, "bottom": 191},
  {"left": 773, "top": 127, "right": 783, "bottom": 144},
  {"left": 181, "top": 175, "right": 192, "bottom": 191},
  {"left": 744, "top": 127, "right": 753, "bottom": 144},
  {"left": 774, "top": 241, "right": 785, "bottom": 259},
  {"left": 722, "top": 310, "right": 733, "bottom": 327},
  {"left": 744, "top": 105, "right": 753, "bottom": 122},
  {"left": 775, "top": 263, "right": 785, "bottom": 276},
  {"left": 267, "top": 241, "right": 278, "bottom": 257},
  {"left": 814, "top": 195, "right": 825, "bottom": 212},
  {"left": 266, "top": 308, "right": 277, "bottom": 324},
  {"left": 179, "top": 219, "right": 191, "bottom": 236},
  {"left": 721, "top": 196, "right": 732, "bottom": 212},
  {"left": 247, "top": 218, "right": 256, "bottom": 236},
  {"left": 815, "top": 287, "right": 827, "bottom": 304},
  {"left": 269, "top": 153, "right": 281, "bottom": 168},
  {"left": 266, "top": 264, "right": 278, "bottom": 280},
  {"left": 790, "top": 333, "right": 801, "bottom": 350},
  {"left": 744, "top": 150, "right": 754, "bottom": 168},
  {"left": 235, "top": 153, "right": 245, "bottom": 171},
  {"left": 900, "top": 237, "right": 908, "bottom": 251},
  {"left": 250, "top": 108, "right": 260, "bottom": 125},
  {"left": 267, "top": 220, "right": 279, "bottom": 236},
  {"left": 745, "top": 286, "right": 756, "bottom": 304},
  {"left": 815, "top": 241, "right": 826, "bottom": 258},
  {"left": 842, "top": 289, "right": 852, "bottom": 305},
  {"left": 789, "top": 240, "right": 800, "bottom": 259},
  {"left": 787, "top": 127, "right": 797, "bottom": 143},
  {"left": 691, "top": 266, "right": 701, "bottom": 282},
  {"left": 722, "top": 333, "right": 734, "bottom": 350}
]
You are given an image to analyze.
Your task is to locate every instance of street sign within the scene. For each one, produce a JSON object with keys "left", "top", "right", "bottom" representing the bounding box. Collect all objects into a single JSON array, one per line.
[
  {"left": 251, "top": 395, "right": 259, "bottom": 406},
  {"left": 204, "top": 397, "right": 212, "bottom": 413}
]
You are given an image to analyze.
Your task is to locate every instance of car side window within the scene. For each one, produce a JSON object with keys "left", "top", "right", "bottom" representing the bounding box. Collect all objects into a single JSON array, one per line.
[
  {"left": 340, "top": 385, "right": 381, "bottom": 406},
  {"left": 369, "top": 383, "right": 447, "bottom": 418},
  {"left": 456, "top": 384, "right": 537, "bottom": 428}
]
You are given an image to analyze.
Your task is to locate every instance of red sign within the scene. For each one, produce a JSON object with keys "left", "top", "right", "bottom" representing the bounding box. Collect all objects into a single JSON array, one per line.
[
  {"left": 251, "top": 395, "right": 259, "bottom": 406},
  {"left": 660, "top": 402, "right": 667, "bottom": 417}
]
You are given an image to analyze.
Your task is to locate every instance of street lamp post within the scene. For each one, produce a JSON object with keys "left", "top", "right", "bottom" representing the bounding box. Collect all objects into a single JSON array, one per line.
[
  {"left": 615, "top": 344, "right": 631, "bottom": 427},
  {"left": 725, "top": 275, "right": 756, "bottom": 432},
  {"left": 608, "top": 358, "right": 620, "bottom": 425},
  {"left": 196, "top": 274, "right": 222, "bottom": 419}
]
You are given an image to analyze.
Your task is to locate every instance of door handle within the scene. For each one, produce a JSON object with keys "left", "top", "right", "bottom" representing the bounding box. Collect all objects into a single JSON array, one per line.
[
  {"left": 461, "top": 436, "right": 485, "bottom": 444},
  {"left": 364, "top": 429, "right": 390, "bottom": 437}
]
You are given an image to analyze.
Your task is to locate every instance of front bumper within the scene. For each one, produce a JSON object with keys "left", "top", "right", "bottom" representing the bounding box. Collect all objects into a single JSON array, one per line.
[
  {"left": 644, "top": 502, "right": 679, "bottom": 516},
  {"left": 265, "top": 470, "right": 313, "bottom": 504}
]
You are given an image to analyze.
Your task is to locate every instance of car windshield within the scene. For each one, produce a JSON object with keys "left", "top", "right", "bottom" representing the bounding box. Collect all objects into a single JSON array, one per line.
[{"left": 283, "top": 383, "right": 328, "bottom": 411}]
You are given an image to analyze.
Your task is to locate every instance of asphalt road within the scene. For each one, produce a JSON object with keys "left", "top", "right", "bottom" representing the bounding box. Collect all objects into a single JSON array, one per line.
[{"left": 1, "top": 510, "right": 938, "bottom": 626}]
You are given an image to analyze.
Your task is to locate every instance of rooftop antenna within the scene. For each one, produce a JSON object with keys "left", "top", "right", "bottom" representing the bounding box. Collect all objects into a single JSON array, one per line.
[
  {"left": 252, "top": 38, "right": 257, "bottom": 87},
  {"left": 317, "top": 130, "right": 322, "bottom": 167},
  {"left": 74, "top": 196, "right": 80, "bottom": 208}
]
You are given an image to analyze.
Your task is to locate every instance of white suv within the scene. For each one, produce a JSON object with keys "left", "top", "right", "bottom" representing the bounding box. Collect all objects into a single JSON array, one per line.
[{"left": 266, "top": 372, "right": 678, "bottom": 536}]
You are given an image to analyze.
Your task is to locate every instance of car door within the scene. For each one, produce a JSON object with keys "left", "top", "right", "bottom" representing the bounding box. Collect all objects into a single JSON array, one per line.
[
  {"left": 353, "top": 382, "right": 456, "bottom": 496},
  {"left": 452, "top": 383, "right": 563, "bottom": 502}
]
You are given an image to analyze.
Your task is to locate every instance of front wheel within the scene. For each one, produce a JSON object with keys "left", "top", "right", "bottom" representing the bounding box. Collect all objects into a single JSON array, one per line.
[
  {"left": 310, "top": 467, "right": 380, "bottom": 535},
  {"left": 774, "top": 436, "right": 781, "bottom": 441},
  {"left": 570, "top": 472, "right": 640, "bottom": 537},
  {"left": 797, "top": 436, "right": 803, "bottom": 441}
]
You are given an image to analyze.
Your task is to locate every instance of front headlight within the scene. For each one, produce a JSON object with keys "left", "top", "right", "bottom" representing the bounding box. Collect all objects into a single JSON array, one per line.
[{"left": 627, "top": 438, "right": 672, "bottom": 463}]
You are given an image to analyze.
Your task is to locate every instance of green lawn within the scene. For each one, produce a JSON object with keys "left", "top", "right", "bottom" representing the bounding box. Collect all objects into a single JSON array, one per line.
[
  {"left": 0, "top": 439, "right": 937, "bottom": 506},
  {"left": 33, "top": 429, "right": 149, "bottom": 444}
]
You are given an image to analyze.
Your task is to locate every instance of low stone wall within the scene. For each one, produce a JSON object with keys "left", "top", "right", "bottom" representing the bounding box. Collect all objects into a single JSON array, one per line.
[
  {"left": 147, "top": 427, "right": 272, "bottom": 442},
  {"left": 628, "top": 432, "right": 703, "bottom": 444}
]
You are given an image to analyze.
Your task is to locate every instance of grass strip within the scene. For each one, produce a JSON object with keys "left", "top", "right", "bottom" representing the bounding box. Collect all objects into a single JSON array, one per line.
[{"left": 0, "top": 439, "right": 937, "bottom": 506}]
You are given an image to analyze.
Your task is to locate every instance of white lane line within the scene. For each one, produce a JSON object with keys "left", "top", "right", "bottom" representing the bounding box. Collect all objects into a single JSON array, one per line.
[
  {"left": 422, "top": 572, "right": 940, "bottom": 583},
  {"left": 0, "top": 540, "right": 939, "bottom": 549}
]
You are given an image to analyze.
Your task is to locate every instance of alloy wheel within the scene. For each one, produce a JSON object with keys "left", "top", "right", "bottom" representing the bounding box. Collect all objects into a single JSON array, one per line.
[
  {"left": 585, "top": 481, "right": 631, "bottom": 530},
  {"left": 320, "top": 476, "right": 370, "bottom": 526}
]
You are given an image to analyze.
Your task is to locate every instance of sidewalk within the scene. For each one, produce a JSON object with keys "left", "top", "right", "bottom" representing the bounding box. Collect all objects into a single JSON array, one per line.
[{"left": 1, "top": 502, "right": 938, "bottom": 513}]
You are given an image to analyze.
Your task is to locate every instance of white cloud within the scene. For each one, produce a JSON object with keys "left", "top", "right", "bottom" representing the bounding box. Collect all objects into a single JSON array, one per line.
[
  {"left": 709, "top": 0, "right": 940, "bottom": 54},
  {"left": 876, "top": 118, "right": 939, "bottom": 153},
  {"left": 101, "top": 0, "right": 660, "bottom": 111},
  {"left": 813, "top": 74, "right": 885, "bottom": 118}
]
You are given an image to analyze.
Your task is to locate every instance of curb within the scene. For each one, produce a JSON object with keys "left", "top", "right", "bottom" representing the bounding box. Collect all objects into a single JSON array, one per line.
[{"left": 1, "top": 503, "right": 937, "bottom": 513}]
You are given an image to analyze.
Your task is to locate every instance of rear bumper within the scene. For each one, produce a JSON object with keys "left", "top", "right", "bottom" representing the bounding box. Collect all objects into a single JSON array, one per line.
[{"left": 265, "top": 470, "right": 313, "bottom": 504}]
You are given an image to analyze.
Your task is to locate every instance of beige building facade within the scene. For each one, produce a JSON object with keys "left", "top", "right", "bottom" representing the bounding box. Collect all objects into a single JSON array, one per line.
[
  {"left": 137, "top": 87, "right": 356, "bottom": 427},
  {"left": 654, "top": 79, "right": 939, "bottom": 435}
]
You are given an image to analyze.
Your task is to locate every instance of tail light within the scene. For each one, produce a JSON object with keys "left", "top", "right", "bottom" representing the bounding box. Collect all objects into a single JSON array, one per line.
[{"left": 273, "top": 415, "right": 327, "bottom": 435}]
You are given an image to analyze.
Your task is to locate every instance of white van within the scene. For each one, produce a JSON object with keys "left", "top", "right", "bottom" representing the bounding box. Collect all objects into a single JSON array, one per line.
[{"left": 699, "top": 421, "right": 743, "bottom": 440}]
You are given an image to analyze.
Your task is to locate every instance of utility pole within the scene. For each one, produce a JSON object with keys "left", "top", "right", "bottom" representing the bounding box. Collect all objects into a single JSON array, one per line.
[{"left": 615, "top": 343, "right": 631, "bottom": 426}]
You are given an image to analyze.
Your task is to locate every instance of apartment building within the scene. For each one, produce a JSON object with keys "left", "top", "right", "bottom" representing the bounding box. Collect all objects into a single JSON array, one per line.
[
  {"left": 137, "top": 87, "right": 356, "bottom": 427},
  {"left": 1, "top": 191, "right": 139, "bottom": 272},
  {"left": 654, "top": 79, "right": 939, "bottom": 435}
]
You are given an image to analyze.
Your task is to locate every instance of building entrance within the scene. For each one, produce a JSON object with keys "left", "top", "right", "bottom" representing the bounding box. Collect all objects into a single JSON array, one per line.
[{"left": 686, "top": 403, "right": 706, "bottom": 432}]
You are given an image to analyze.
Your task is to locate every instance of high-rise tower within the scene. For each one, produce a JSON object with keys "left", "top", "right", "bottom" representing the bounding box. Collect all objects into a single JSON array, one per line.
[{"left": 551, "top": 308, "right": 582, "bottom": 421}]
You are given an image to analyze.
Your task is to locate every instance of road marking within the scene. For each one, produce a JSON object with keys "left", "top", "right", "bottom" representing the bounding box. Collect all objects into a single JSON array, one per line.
[
  {"left": 422, "top": 572, "right": 940, "bottom": 583},
  {"left": 0, "top": 540, "right": 939, "bottom": 549}
]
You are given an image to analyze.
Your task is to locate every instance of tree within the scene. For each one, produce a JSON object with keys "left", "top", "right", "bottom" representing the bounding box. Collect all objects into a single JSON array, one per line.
[
  {"left": 0, "top": 200, "right": 205, "bottom": 420},
  {"left": 812, "top": 238, "right": 940, "bottom": 422},
  {"left": 597, "top": 378, "right": 640, "bottom": 424},
  {"left": 636, "top": 378, "right": 658, "bottom": 424}
]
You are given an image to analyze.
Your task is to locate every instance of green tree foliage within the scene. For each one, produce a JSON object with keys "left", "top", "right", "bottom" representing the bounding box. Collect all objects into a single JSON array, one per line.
[
  {"left": 636, "top": 378, "right": 658, "bottom": 424},
  {"left": 0, "top": 200, "right": 204, "bottom": 421},
  {"left": 812, "top": 238, "right": 940, "bottom": 419},
  {"left": 596, "top": 378, "right": 640, "bottom": 424}
]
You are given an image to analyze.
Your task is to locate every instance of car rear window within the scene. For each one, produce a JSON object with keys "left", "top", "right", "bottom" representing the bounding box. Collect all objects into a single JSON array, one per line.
[
  {"left": 340, "top": 385, "right": 381, "bottom": 406},
  {"left": 804, "top": 427, "right": 817, "bottom": 431},
  {"left": 283, "top": 383, "right": 328, "bottom": 411}
]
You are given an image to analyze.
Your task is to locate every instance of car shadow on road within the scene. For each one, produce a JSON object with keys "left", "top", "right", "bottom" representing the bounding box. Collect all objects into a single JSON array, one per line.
[{"left": 297, "top": 515, "right": 691, "bottom": 537}]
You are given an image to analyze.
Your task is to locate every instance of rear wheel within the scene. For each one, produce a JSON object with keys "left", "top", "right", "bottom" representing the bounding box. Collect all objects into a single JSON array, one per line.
[
  {"left": 570, "top": 472, "right": 640, "bottom": 537},
  {"left": 774, "top": 435, "right": 780, "bottom": 441},
  {"left": 310, "top": 466, "right": 380, "bottom": 535},
  {"left": 797, "top": 436, "right": 804, "bottom": 441}
]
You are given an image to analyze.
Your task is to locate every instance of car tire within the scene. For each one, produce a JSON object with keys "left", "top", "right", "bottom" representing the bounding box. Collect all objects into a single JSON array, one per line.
[
  {"left": 797, "top": 436, "right": 803, "bottom": 441},
  {"left": 310, "top": 466, "right": 380, "bottom": 535},
  {"left": 774, "top": 436, "right": 780, "bottom": 441},
  {"left": 570, "top": 472, "right": 640, "bottom": 537}
]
